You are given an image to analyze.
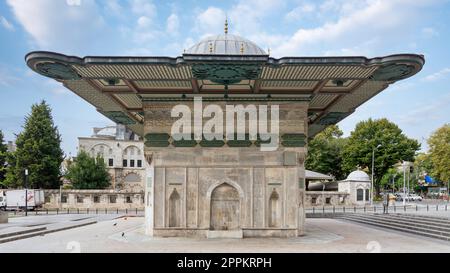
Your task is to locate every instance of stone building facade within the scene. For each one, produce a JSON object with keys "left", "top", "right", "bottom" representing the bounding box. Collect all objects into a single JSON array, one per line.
[
  {"left": 43, "top": 189, "right": 144, "bottom": 210},
  {"left": 78, "top": 125, "right": 145, "bottom": 192}
]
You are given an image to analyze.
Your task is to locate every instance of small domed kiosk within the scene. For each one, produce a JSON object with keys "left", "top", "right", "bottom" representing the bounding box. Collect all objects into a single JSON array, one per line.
[{"left": 338, "top": 169, "right": 371, "bottom": 205}]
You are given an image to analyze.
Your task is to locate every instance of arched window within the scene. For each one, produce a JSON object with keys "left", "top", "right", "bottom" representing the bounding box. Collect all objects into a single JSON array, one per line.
[
  {"left": 169, "top": 188, "right": 181, "bottom": 227},
  {"left": 365, "top": 189, "right": 370, "bottom": 202},
  {"left": 357, "top": 189, "right": 364, "bottom": 201},
  {"left": 123, "top": 146, "right": 142, "bottom": 168},
  {"left": 269, "top": 189, "right": 281, "bottom": 228}
]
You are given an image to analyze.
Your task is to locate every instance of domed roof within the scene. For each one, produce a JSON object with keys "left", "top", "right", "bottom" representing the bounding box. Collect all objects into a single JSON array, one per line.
[
  {"left": 346, "top": 170, "right": 370, "bottom": 182},
  {"left": 185, "top": 34, "right": 267, "bottom": 55}
]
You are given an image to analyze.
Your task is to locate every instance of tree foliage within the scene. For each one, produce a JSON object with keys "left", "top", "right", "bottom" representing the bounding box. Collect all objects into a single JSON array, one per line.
[
  {"left": 342, "top": 118, "right": 420, "bottom": 196},
  {"left": 306, "top": 125, "right": 347, "bottom": 180},
  {"left": 4, "top": 101, "right": 64, "bottom": 189},
  {"left": 0, "top": 130, "right": 8, "bottom": 187},
  {"left": 427, "top": 124, "right": 450, "bottom": 182},
  {"left": 65, "top": 150, "right": 111, "bottom": 189}
]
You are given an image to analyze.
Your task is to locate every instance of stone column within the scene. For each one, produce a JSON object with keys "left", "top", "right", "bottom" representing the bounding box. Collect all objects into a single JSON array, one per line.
[{"left": 144, "top": 153, "right": 155, "bottom": 236}]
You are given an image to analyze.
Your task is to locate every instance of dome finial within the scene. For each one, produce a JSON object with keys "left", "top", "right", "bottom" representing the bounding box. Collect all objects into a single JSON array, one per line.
[{"left": 224, "top": 18, "right": 228, "bottom": 34}]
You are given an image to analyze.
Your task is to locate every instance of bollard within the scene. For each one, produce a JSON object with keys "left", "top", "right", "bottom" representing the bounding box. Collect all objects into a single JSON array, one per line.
[
  {"left": 57, "top": 208, "right": 59, "bottom": 215},
  {"left": 313, "top": 207, "right": 315, "bottom": 214},
  {"left": 354, "top": 206, "right": 356, "bottom": 213},
  {"left": 117, "top": 208, "right": 119, "bottom": 214},
  {"left": 67, "top": 208, "right": 69, "bottom": 214},
  {"left": 394, "top": 205, "right": 396, "bottom": 212},
  {"left": 333, "top": 206, "right": 335, "bottom": 214},
  {"left": 374, "top": 206, "right": 376, "bottom": 212},
  {"left": 323, "top": 206, "right": 325, "bottom": 214},
  {"left": 446, "top": 204, "right": 448, "bottom": 211},
  {"left": 416, "top": 205, "right": 418, "bottom": 211},
  {"left": 105, "top": 208, "right": 107, "bottom": 214},
  {"left": 343, "top": 206, "right": 345, "bottom": 213},
  {"left": 96, "top": 208, "right": 98, "bottom": 215},
  {"left": 364, "top": 206, "right": 366, "bottom": 213},
  {"left": 46, "top": 209, "right": 48, "bottom": 215},
  {"left": 427, "top": 205, "right": 429, "bottom": 211},
  {"left": 404, "top": 205, "right": 406, "bottom": 212},
  {"left": 126, "top": 208, "right": 128, "bottom": 214},
  {"left": 136, "top": 208, "right": 138, "bottom": 215},
  {"left": 87, "top": 208, "right": 89, "bottom": 214},
  {"left": 436, "top": 205, "right": 438, "bottom": 211},
  {"left": 77, "top": 208, "right": 79, "bottom": 214}
]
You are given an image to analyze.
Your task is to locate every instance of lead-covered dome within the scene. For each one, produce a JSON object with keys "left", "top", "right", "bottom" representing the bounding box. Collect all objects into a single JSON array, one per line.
[
  {"left": 346, "top": 170, "right": 370, "bottom": 182},
  {"left": 185, "top": 34, "right": 267, "bottom": 55}
]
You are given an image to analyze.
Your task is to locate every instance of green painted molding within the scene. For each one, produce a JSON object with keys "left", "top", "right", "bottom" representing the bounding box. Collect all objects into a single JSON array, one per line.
[
  {"left": 299, "top": 178, "right": 305, "bottom": 189},
  {"left": 192, "top": 63, "right": 262, "bottom": 85},
  {"left": 172, "top": 139, "right": 198, "bottom": 147},
  {"left": 104, "top": 111, "right": 136, "bottom": 125},
  {"left": 371, "top": 63, "right": 416, "bottom": 81},
  {"left": 317, "top": 112, "right": 349, "bottom": 126},
  {"left": 35, "top": 62, "right": 81, "bottom": 80},
  {"left": 144, "top": 141, "right": 169, "bottom": 147},
  {"left": 281, "top": 134, "right": 307, "bottom": 147},
  {"left": 199, "top": 139, "right": 225, "bottom": 147},
  {"left": 144, "top": 133, "right": 170, "bottom": 147}
]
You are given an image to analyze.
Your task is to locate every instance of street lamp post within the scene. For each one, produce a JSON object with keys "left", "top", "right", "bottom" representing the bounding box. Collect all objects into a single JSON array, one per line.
[
  {"left": 24, "top": 169, "right": 28, "bottom": 216},
  {"left": 402, "top": 161, "right": 407, "bottom": 206}
]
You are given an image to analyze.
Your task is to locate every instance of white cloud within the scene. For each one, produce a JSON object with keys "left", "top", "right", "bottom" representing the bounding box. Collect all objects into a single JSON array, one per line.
[
  {"left": 1, "top": 16, "right": 14, "bottom": 31},
  {"left": 422, "top": 67, "right": 450, "bottom": 82},
  {"left": 273, "top": 0, "right": 441, "bottom": 57},
  {"left": 194, "top": 7, "right": 226, "bottom": 35},
  {"left": 130, "top": 0, "right": 156, "bottom": 17},
  {"left": 6, "top": 0, "right": 106, "bottom": 54},
  {"left": 421, "top": 27, "right": 439, "bottom": 38},
  {"left": 285, "top": 3, "right": 316, "bottom": 22},
  {"left": 166, "top": 13, "right": 179, "bottom": 34},
  {"left": 229, "top": 0, "right": 283, "bottom": 35}
]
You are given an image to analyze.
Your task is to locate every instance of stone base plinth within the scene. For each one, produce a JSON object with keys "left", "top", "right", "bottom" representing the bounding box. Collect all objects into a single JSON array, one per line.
[
  {"left": 0, "top": 211, "right": 7, "bottom": 224},
  {"left": 207, "top": 230, "right": 243, "bottom": 239}
]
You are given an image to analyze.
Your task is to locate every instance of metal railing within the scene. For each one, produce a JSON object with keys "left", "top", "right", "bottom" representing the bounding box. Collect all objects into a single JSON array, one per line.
[
  {"left": 6, "top": 208, "right": 145, "bottom": 217},
  {"left": 306, "top": 204, "right": 449, "bottom": 215}
]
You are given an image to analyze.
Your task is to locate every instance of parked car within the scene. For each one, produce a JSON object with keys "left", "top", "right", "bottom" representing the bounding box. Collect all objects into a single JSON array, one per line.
[
  {"left": 396, "top": 193, "right": 411, "bottom": 201},
  {"left": 408, "top": 194, "right": 423, "bottom": 201}
]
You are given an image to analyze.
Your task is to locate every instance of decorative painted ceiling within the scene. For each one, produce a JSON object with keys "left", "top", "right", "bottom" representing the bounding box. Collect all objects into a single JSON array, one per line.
[{"left": 25, "top": 51, "right": 424, "bottom": 138}]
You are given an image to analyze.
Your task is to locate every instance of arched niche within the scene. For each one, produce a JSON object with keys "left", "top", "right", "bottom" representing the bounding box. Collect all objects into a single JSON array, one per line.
[
  {"left": 209, "top": 183, "right": 241, "bottom": 231},
  {"left": 169, "top": 188, "right": 181, "bottom": 228},
  {"left": 268, "top": 188, "right": 281, "bottom": 228}
]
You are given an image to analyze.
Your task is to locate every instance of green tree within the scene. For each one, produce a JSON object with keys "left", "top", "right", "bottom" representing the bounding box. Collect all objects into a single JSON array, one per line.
[
  {"left": 4, "top": 101, "right": 64, "bottom": 189},
  {"left": 65, "top": 150, "right": 111, "bottom": 189},
  {"left": 0, "top": 130, "right": 8, "bottom": 187},
  {"left": 342, "top": 118, "right": 420, "bottom": 196},
  {"left": 427, "top": 124, "right": 450, "bottom": 183},
  {"left": 306, "top": 125, "right": 347, "bottom": 180}
]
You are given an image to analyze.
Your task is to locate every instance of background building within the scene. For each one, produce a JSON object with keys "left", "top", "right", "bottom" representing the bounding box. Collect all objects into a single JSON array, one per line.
[{"left": 78, "top": 125, "right": 145, "bottom": 192}]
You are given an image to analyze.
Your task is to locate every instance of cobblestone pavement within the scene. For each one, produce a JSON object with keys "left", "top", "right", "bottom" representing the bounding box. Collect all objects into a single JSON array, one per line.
[{"left": 1, "top": 217, "right": 450, "bottom": 253}]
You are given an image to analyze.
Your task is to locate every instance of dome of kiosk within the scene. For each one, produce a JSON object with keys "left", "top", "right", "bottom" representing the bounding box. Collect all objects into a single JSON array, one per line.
[
  {"left": 346, "top": 170, "right": 370, "bottom": 182},
  {"left": 185, "top": 34, "right": 267, "bottom": 55}
]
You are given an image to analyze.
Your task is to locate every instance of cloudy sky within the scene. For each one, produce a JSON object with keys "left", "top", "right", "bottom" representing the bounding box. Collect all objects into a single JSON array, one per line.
[{"left": 0, "top": 0, "right": 449, "bottom": 156}]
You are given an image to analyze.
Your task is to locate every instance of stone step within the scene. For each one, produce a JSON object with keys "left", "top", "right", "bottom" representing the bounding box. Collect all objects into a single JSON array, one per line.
[
  {"left": 339, "top": 216, "right": 450, "bottom": 241},
  {"left": 0, "top": 226, "right": 47, "bottom": 239},
  {"left": 345, "top": 213, "right": 450, "bottom": 231},
  {"left": 339, "top": 215, "right": 450, "bottom": 240},
  {"left": 0, "top": 220, "right": 97, "bottom": 244},
  {"left": 391, "top": 213, "right": 450, "bottom": 223}
]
